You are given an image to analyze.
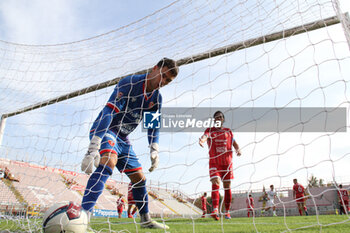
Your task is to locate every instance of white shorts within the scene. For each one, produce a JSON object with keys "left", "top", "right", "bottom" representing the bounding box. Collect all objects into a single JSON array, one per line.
[{"left": 266, "top": 200, "right": 275, "bottom": 208}]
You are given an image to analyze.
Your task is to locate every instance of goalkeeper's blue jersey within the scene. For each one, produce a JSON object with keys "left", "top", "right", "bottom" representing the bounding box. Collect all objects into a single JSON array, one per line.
[{"left": 90, "top": 74, "right": 161, "bottom": 144}]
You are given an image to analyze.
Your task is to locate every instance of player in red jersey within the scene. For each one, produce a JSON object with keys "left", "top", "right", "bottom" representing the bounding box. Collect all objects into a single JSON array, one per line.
[
  {"left": 201, "top": 192, "right": 212, "bottom": 218},
  {"left": 293, "top": 179, "right": 308, "bottom": 216},
  {"left": 337, "top": 184, "right": 349, "bottom": 215},
  {"left": 246, "top": 194, "right": 254, "bottom": 217},
  {"left": 127, "top": 182, "right": 138, "bottom": 218},
  {"left": 117, "top": 195, "right": 126, "bottom": 218},
  {"left": 199, "top": 111, "right": 241, "bottom": 220}
]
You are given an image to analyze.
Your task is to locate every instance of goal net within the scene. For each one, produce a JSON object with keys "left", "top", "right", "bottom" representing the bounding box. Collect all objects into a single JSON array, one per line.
[{"left": 0, "top": 0, "right": 350, "bottom": 232}]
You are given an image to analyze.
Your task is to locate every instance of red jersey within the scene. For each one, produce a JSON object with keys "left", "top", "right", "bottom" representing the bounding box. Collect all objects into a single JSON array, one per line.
[
  {"left": 293, "top": 183, "right": 305, "bottom": 198},
  {"left": 338, "top": 189, "right": 349, "bottom": 201},
  {"left": 246, "top": 197, "right": 254, "bottom": 208},
  {"left": 117, "top": 198, "right": 125, "bottom": 209},
  {"left": 204, "top": 127, "right": 234, "bottom": 166},
  {"left": 201, "top": 196, "right": 207, "bottom": 210}
]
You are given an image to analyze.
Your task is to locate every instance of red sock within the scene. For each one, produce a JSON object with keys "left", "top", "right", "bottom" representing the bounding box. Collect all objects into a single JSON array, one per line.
[
  {"left": 299, "top": 209, "right": 302, "bottom": 215},
  {"left": 131, "top": 208, "right": 137, "bottom": 215},
  {"left": 247, "top": 211, "right": 250, "bottom": 217},
  {"left": 303, "top": 206, "right": 307, "bottom": 211},
  {"left": 224, "top": 189, "right": 232, "bottom": 212},
  {"left": 212, "top": 183, "right": 220, "bottom": 210}
]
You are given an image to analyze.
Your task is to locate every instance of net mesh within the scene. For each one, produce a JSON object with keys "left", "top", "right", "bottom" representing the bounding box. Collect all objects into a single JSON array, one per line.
[{"left": 0, "top": 0, "right": 350, "bottom": 232}]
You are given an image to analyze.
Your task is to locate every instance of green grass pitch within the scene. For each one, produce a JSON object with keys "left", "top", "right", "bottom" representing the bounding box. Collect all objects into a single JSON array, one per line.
[{"left": 1, "top": 215, "right": 350, "bottom": 232}]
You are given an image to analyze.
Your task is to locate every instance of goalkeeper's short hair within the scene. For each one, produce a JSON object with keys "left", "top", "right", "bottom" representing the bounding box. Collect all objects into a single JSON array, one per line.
[{"left": 157, "top": 57, "right": 179, "bottom": 77}]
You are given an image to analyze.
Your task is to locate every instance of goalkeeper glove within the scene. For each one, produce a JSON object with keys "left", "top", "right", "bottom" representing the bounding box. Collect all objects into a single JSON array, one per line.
[
  {"left": 149, "top": 143, "right": 159, "bottom": 172},
  {"left": 81, "top": 136, "right": 102, "bottom": 175}
]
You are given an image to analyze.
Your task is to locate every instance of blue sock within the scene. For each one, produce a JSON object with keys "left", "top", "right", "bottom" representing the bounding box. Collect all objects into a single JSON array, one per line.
[
  {"left": 132, "top": 179, "right": 149, "bottom": 214},
  {"left": 82, "top": 165, "right": 112, "bottom": 211}
]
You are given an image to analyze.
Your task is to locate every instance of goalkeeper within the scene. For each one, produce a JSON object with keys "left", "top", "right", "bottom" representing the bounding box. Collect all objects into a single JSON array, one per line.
[{"left": 81, "top": 58, "right": 178, "bottom": 229}]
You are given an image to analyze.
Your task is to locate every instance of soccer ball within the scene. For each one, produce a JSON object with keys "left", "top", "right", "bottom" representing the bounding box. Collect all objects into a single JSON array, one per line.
[{"left": 42, "top": 201, "right": 88, "bottom": 233}]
